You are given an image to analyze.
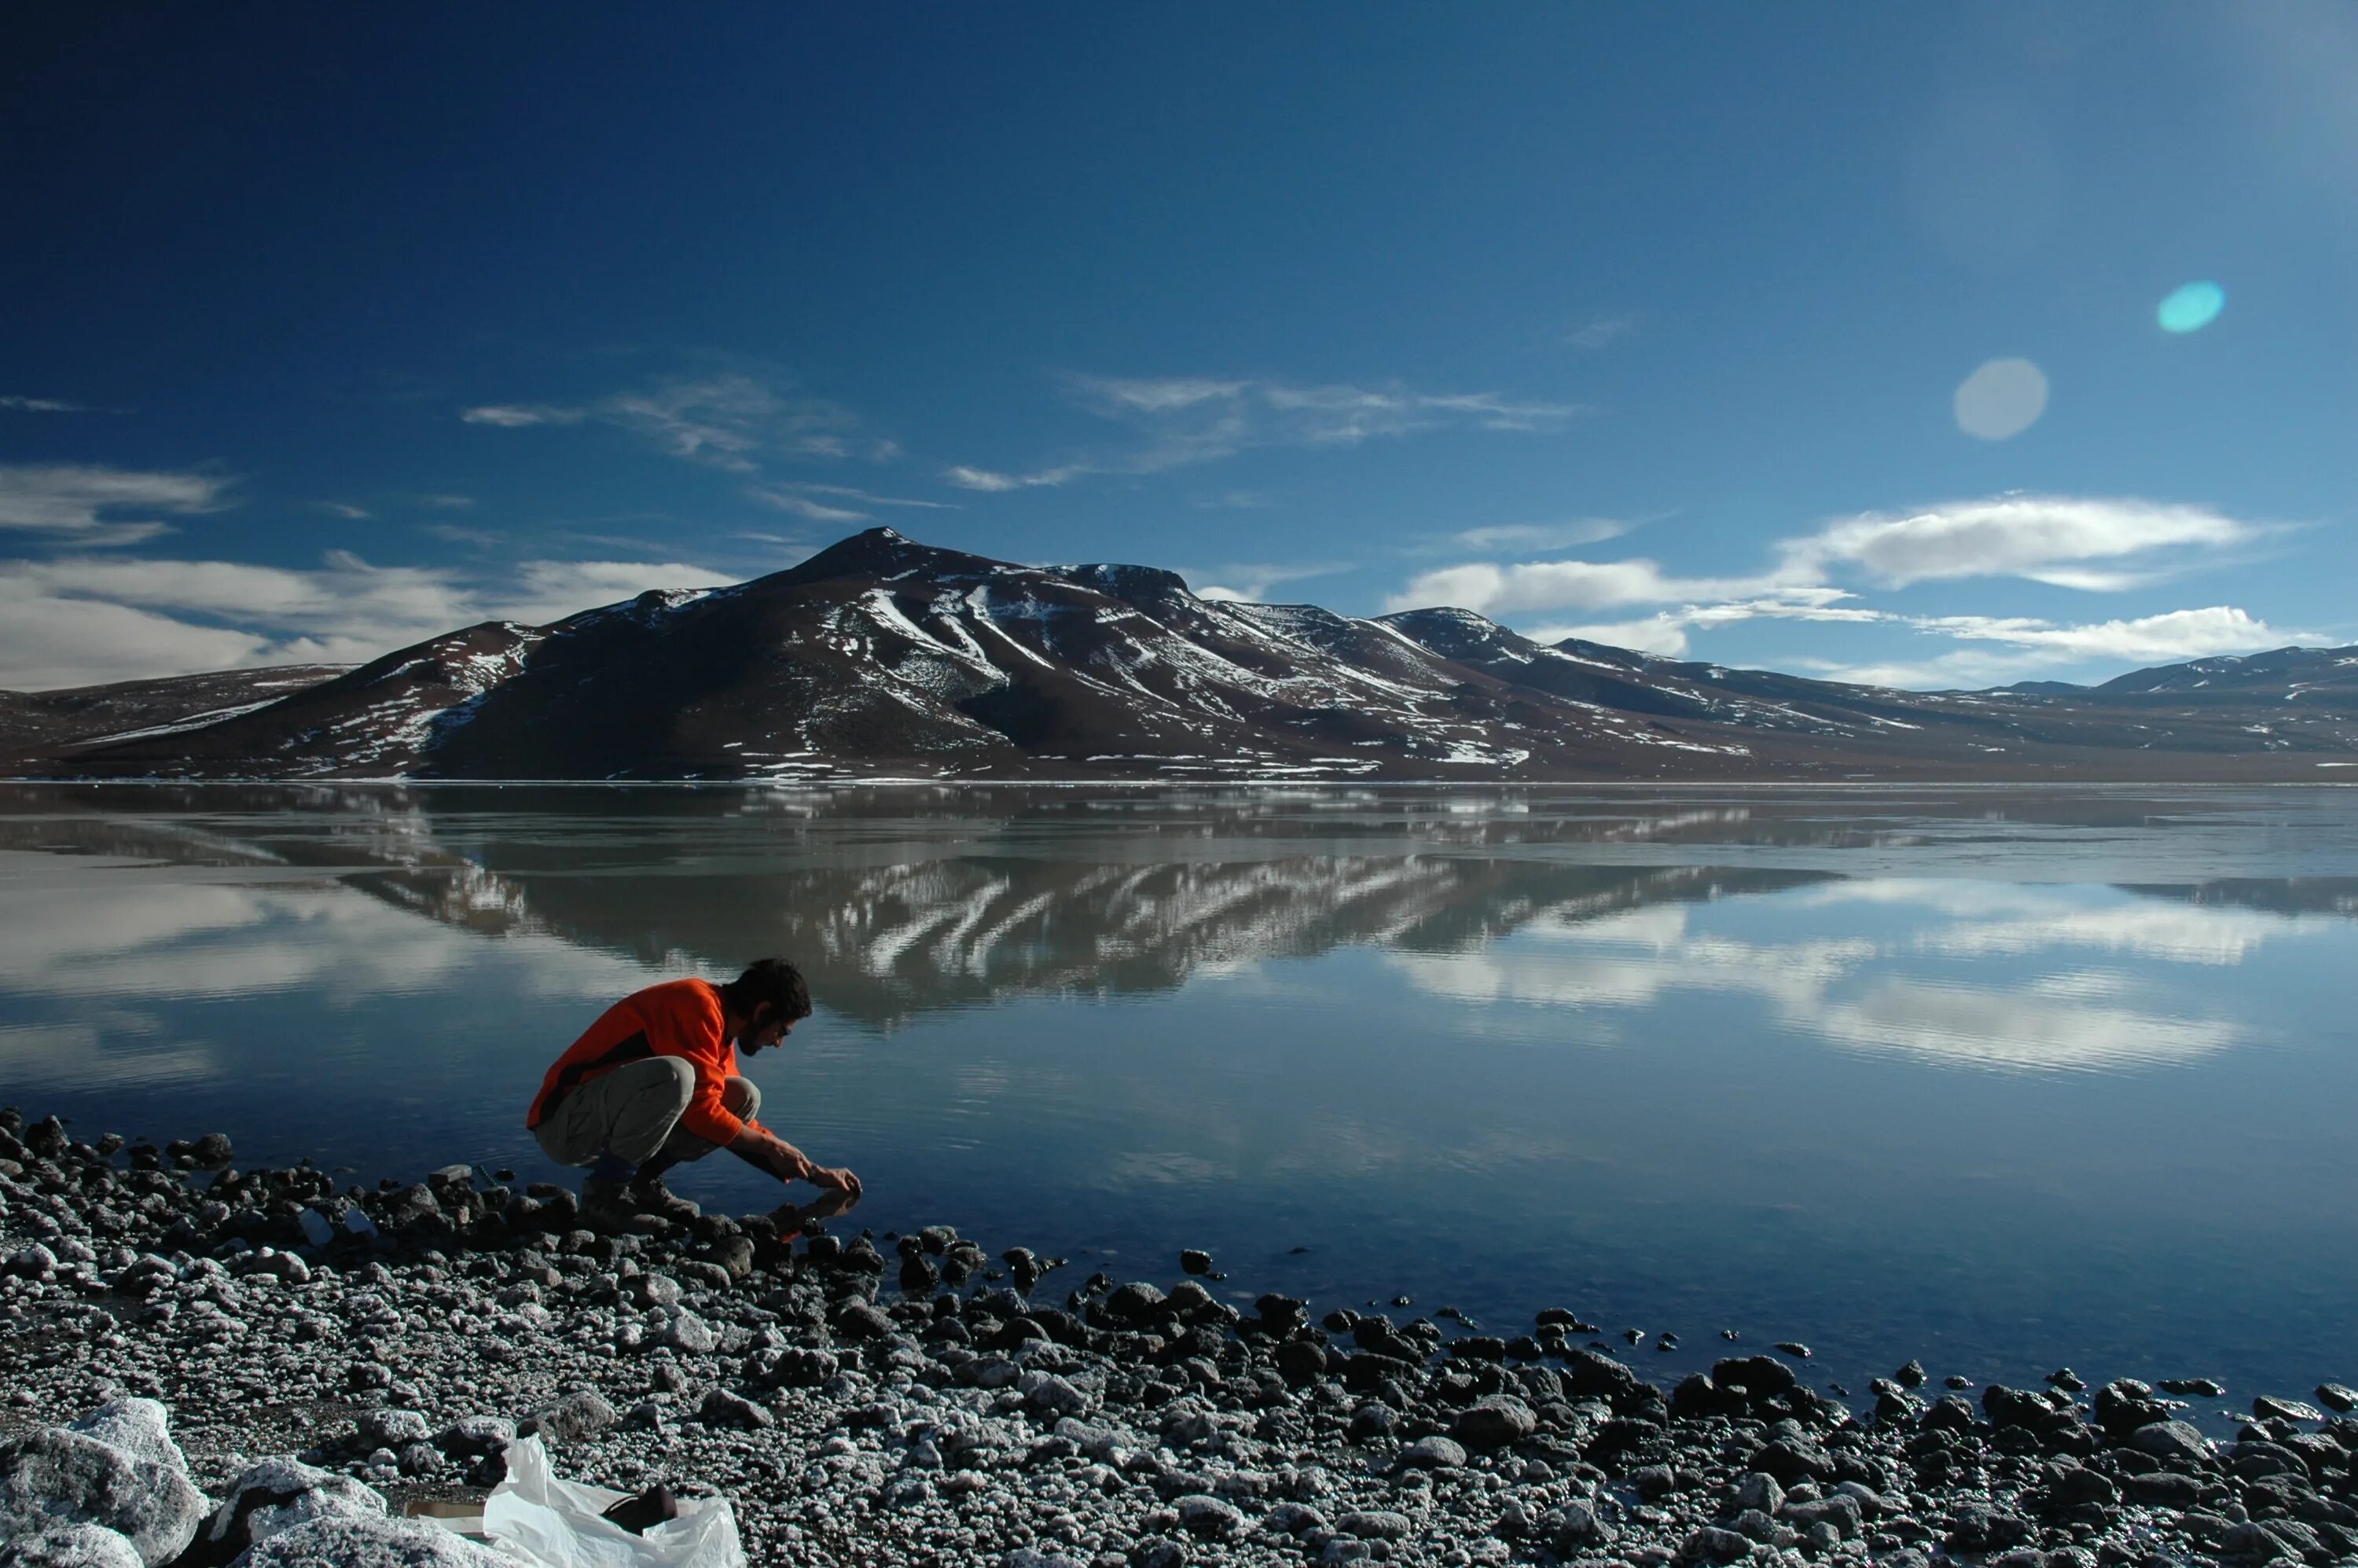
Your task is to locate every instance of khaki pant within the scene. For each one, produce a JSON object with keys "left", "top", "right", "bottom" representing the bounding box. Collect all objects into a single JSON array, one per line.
[{"left": 532, "top": 1057, "right": 760, "bottom": 1168}]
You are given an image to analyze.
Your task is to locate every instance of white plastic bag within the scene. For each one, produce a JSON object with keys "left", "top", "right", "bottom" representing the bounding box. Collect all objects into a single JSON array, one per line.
[{"left": 482, "top": 1434, "right": 745, "bottom": 1568}]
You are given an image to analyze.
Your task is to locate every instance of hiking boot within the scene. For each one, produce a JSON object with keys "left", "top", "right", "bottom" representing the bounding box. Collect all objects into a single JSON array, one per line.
[
  {"left": 628, "top": 1174, "right": 700, "bottom": 1223},
  {"left": 581, "top": 1177, "right": 637, "bottom": 1227}
]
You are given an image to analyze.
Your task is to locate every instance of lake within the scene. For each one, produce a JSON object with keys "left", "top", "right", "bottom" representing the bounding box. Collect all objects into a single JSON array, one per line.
[{"left": 2, "top": 782, "right": 2353, "bottom": 1420}]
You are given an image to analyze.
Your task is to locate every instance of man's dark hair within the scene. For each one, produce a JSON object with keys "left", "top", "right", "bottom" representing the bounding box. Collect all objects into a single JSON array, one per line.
[{"left": 720, "top": 957, "right": 812, "bottom": 1023}]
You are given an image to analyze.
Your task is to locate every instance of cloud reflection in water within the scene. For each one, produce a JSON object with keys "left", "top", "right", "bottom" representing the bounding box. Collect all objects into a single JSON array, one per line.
[{"left": 1383, "top": 879, "right": 2314, "bottom": 1074}]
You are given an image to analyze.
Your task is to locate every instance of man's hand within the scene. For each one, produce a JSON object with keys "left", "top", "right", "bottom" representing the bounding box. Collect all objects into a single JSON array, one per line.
[
  {"left": 808, "top": 1165, "right": 862, "bottom": 1199},
  {"left": 729, "top": 1126, "right": 858, "bottom": 1198},
  {"left": 730, "top": 1126, "right": 811, "bottom": 1184}
]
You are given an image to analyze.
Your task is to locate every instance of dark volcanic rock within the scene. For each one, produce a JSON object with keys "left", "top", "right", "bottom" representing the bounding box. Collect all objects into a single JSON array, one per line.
[{"left": 1452, "top": 1394, "right": 1537, "bottom": 1449}]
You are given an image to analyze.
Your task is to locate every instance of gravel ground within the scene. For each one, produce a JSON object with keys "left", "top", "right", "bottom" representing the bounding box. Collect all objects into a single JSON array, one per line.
[{"left": 4, "top": 1105, "right": 2356, "bottom": 1568}]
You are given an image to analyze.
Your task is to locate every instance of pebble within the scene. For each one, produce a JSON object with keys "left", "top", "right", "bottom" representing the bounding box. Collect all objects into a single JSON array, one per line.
[{"left": 0, "top": 1102, "right": 2343, "bottom": 1568}]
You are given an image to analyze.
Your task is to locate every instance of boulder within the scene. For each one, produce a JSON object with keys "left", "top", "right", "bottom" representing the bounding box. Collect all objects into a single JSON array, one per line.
[
  {"left": 1453, "top": 1394, "right": 1537, "bottom": 1449},
  {"left": 696, "top": 1389, "right": 773, "bottom": 1430},
  {"left": 234, "top": 1515, "right": 513, "bottom": 1566},
  {"left": 0, "top": 1522, "right": 144, "bottom": 1568},
  {"left": 519, "top": 1390, "right": 616, "bottom": 1446},
  {"left": 1548, "top": 1501, "right": 1612, "bottom": 1551},
  {"left": 1173, "top": 1493, "right": 1243, "bottom": 1538},
  {"left": 2128, "top": 1419, "right": 2213, "bottom": 1469},
  {"left": 1680, "top": 1525, "right": 1753, "bottom": 1562},
  {"left": 1334, "top": 1510, "right": 1412, "bottom": 1540},
  {"left": 1732, "top": 1471, "right": 1784, "bottom": 1516},
  {"left": 182, "top": 1457, "right": 386, "bottom": 1567},
  {"left": 0, "top": 1427, "right": 207, "bottom": 1567},
  {"left": 1558, "top": 1346, "right": 1640, "bottom": 1401},
  {"left": 64, "top": 1403, "right": 187, "bottom": 1480},
  {"left": 1101, "top": 1282, "right": 1167, "bottom": 1325},
  {"left": 1396, "top": 1435, "right": 1467, "bottom": 1471}
]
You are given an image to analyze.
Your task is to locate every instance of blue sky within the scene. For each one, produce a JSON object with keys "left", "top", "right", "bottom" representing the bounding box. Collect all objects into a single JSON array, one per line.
[{"left": 2, "top": 4, "right": 2352, "bottom": 690}]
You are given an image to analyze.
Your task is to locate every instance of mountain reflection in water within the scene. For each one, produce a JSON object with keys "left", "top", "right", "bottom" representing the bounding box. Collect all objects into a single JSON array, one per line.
[{"left": 4, "top": 784, "right": 2358, "bottom": 1407}]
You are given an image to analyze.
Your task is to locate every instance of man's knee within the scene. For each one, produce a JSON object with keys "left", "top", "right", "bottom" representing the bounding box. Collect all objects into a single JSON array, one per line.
[
  {"left": 652, "top": 1056, "right": 696, "bottom": 1106},
  {"left": 724, "top": 1074, "right": 760, "bottom": 1123}
]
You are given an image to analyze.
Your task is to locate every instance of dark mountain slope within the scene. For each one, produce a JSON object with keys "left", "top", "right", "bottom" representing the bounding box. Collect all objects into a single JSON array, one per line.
[
  {"left": 19, "top": 527, "right": 2358, "bottom": 782},
  {"left": 0, "top": 664, "right": 347, "bottom": 769}
]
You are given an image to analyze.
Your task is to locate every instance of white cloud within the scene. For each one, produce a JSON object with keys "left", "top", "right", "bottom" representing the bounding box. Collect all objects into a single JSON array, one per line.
[
  {"left": 0, "top": 581, "right": 275, "bottom": 690},
  {"left": 1390, "top": 494, "right": 2268, "bottom": 630},
  {"left": 1520, "top": 615, "right": 1693, "bottom": 657},
  {"left": 1381, "top": 490, "right": 2292, "bottom": 682},
  {"left": 318, "top": 501, "right": 371, "bottom": 520},
  {"left": 494, "top": 560, "right": 720, "bottom": 624},
  {"left": 0, "top": 550, "right": 725, "bottom": 689},
  {"left": 1788, "top": 494, "right": 2257, "bottom": 588},
  {"left": 0, "top": 464, "right": 230, "bottom": 545},
  {"left": 1791, "top": 604, "right": 2294, "bottom": 689},
  {"left": 1918, "top": 605, "right": 2287, "bottom": 663},
  {"left": 0, "top": 395, "right": 87, "bottom": 413},
  {"left": 1387, "top": 556, "right": 1759, "bottom": 616}
]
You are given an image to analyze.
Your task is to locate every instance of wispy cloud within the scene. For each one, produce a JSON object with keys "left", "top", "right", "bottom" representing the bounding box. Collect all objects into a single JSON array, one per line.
[
  {"left": 944, "top": 464, "right": 1082, "bottom": 493},
  {"left": 0, "top": 464, "right": 230, "bottom": 548},
  {"left": 458, "top": 404, "right": 585, "bottom": 429},
  {"left": 779, "top": 483, "right": 953, "bottom": 509},
  {"left": 747, "top": 481, "right": 960, "bottom": 523},
  {"left": 419, "top": 521, "right": 501, "bottom": 547},
  {"left": 318, "top": 501, "right": 371, "bottom": 520},
  {"left": 946, "top": 373, "right": 1588, "bottom": 491},
  {"left": 1193, "top": 490, "right": 1280, "bottom": 510},
  {"left": 1564, "top": 313, "right": 1638, "bottom": 351},
  {"left": 0, "top": 395, "right": 88, "bottom": 413},
  {"left": 1185, "top": 560, "right": 1356, "bottom": 604},
  {"left": 420, "top": 493, "right": 476, "bottom": 509},
  {"left": 1444, "top": 518, "right": 1633, "bottom": 554},
  {"left": 750, "top": 490, "right": 866, "bottom": 523},
  {"left": 0, "top": 550, "right": 726, "bottom": 690},
  {"left": 463, "top": 373, "right": 880, "bottom": 475}
]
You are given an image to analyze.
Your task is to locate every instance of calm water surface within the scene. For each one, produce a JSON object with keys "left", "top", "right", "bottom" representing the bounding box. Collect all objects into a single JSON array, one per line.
[{"left": 2, "top": 783, "right": 2354, "bottom": 1419}]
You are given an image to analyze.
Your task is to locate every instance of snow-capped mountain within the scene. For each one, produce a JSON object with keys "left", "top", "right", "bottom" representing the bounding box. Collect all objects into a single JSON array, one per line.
[{"left": 12, "top": 527, "right": 2358, "bottom": 781}]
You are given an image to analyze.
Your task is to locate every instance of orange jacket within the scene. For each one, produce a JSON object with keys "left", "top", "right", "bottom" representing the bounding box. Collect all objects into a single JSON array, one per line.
[{"left": 527, "top": 979, "right": 763, "bottom": 1146}]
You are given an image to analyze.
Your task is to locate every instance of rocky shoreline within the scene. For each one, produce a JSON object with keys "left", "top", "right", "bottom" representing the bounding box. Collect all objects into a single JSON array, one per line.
[{"left": 4, "top": 1108, "right": 2356, "bottom": 1568}]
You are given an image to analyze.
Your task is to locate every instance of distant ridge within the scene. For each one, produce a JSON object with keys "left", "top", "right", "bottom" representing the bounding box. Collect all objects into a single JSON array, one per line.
[{"left": 6, "top": 527, "right": 2354, "bottom": 781}]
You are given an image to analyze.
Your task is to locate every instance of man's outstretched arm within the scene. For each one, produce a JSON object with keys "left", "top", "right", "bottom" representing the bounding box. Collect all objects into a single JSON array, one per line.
[{"left": 728, "top": 1124, "right": 862, "bottom": 1197}]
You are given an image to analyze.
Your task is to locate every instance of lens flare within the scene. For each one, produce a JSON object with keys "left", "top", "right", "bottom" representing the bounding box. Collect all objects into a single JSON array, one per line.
[
  {"left": 2158, "top": 281, "right": 2225, "bottom": 333},
  {"left": 1954, "top": 358, "right": 2048, "bottom": 440}
]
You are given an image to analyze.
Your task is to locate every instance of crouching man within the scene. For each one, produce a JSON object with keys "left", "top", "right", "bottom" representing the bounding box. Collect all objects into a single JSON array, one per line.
[{"left": 526, "top": 957, "right": 861, "bottom": 1223}]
